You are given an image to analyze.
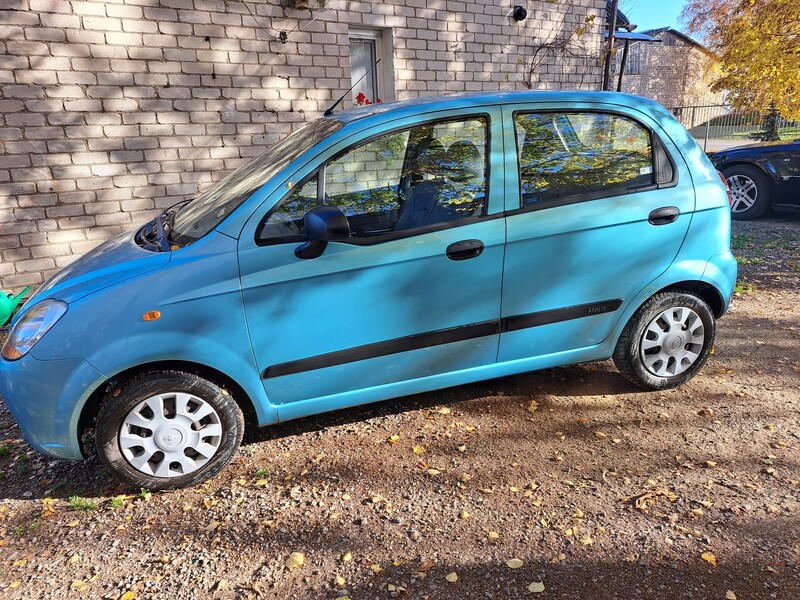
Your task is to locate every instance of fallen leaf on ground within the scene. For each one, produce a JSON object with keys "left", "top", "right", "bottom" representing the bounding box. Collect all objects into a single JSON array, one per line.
[
  {"left": 335, "top": 575, "right": 345, "bottom": 586},
  {"left": 437, "top": 407, "right": 451, "bottom": 414},
  {"left": 285, "top": 552, "right": 305, "bottom": 570},
  {"left": 342, "top": 552, "right": 353, "bottom": 563},
  {"left": 412, "top": 445, "right": 425, "bottom": 454},
  {"left": 701, "top": 551, "right": 717, "bottom": 567},
  {"left": 527, "top": 400, "right": 539, "bottom": 412},
  {"left": 630, "top": 488, "right": 678, "bottom": 511},
  {"left": 726, "top": 591, "right": 737, "bottom": 600},
  {"left": 507, "top": 558, "right": 524, "bottom": 569},
  {"left": 528, "top": 581, "right": 545, "bottom": 593},
  {"left": 445, "top": 572, "right": 458, "bottom": 583},
  {"left": 488, "top": 531, "right": 500, "bottom": 540}
]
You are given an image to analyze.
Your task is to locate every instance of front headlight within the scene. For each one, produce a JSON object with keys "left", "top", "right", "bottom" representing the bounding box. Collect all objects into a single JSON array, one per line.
[{"left": 1, "top": 299, "right": 68, "bottom": 361}]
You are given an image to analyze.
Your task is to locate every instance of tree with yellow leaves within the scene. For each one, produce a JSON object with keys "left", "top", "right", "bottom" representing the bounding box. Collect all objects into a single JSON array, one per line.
[{"left": 684, "top": 0, "right": 800, "bottom": 120}]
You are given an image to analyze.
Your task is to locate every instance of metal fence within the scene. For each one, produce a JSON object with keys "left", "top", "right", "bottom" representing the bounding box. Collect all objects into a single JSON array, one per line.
[{"left": 667, "top": 104, "right": 800, "bottom": 152}]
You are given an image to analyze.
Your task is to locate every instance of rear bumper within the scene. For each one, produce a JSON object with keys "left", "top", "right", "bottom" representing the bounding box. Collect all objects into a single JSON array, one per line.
[
  {"left": 702, "top": 249, "right": 738, "bottom": 316},
  {"left": 0, "top": 354, "right": 104, "bottom": 460}
]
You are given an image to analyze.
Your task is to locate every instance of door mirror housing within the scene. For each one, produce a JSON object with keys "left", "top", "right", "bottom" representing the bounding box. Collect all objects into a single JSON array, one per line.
[{"left": 294, "top": 205, "right": 350, "bottom": 259}]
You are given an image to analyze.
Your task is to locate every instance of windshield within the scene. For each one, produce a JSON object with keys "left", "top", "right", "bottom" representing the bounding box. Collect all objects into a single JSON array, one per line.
[{"left": 170, "top": 118, "right": 344, "bottom": 245}]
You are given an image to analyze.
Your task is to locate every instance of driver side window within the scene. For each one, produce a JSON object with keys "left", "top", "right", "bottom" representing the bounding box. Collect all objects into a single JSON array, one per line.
[{"left": 258, "top": 116, "right": 488, "bottom": 243}]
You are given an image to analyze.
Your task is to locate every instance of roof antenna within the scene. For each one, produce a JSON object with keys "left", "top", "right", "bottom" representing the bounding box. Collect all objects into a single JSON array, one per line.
[{"left": 324, "top": 58, "right": 381, "bottom": 117}]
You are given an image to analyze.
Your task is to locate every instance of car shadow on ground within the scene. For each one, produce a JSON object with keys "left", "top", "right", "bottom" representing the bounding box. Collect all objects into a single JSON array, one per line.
[
  {"left": 239, "top": 362, "right": 644, "bottom": 448},
  {"left": 0, "top": 362, "right": 643, "bottom": 501}
]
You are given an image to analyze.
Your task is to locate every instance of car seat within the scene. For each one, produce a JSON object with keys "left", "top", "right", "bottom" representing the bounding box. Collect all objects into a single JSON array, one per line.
[{"left": 395, "top": 139, "right": 457, "bottom": 230}]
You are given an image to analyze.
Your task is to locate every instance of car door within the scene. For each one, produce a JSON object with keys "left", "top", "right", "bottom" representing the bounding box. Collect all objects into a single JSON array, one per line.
[
  {"left": 498, "top": 104, "right": 695, "bottom": 363},
  {"left": 770, "top": 141, "right": 800, "bottom": 205},
  {"left": 237, "top": 109, "right": 506, "bottom": 420}
]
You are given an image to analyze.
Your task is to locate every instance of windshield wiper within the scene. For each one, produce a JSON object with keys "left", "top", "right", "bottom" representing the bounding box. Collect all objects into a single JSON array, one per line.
[
  {"left": 136, "top": 199, "right": 193, "bottom": 252},
  {"left": 164, "top": 198, "right": 192, "bottom": 243}
]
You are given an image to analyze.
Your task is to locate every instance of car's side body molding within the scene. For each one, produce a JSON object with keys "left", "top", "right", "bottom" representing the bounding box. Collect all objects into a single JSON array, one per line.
[{"left": 263, "top": 299, "right": 623, "bottom": 379}]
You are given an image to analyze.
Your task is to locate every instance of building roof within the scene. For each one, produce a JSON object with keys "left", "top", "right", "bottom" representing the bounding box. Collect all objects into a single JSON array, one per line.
[
  {"left": 605, "top": 0, "right": 630, "bottom": 27},
  {"left": 641, "top": 27, "right": 713, "bottom": 54}
]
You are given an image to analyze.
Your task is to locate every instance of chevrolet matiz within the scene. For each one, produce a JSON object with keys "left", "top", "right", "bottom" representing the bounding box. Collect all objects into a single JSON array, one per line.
[{"left": 0, "top": 91, "right": 737, "bottom": 489}]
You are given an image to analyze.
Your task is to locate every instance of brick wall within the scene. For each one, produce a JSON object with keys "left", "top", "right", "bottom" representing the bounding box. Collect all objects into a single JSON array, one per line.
[
  {"left": 0, "top": 0, "right": 605, "bottom": 291},
  {"left": 618, "top": 30, "right": 726, "bottom": 110}
]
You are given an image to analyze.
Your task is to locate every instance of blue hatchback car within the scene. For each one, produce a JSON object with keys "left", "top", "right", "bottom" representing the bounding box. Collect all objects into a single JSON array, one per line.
[{"left": 1, "top": 91, "right": 737, "bottom": 489}]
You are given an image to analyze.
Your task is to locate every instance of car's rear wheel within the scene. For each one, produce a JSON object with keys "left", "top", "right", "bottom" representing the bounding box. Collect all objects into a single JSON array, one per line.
[
  {"left": 96, "top": 371, "right": 244, "bottom": 490},
  {"left": 613, "top": 292, "right": 716, "bottom": 390},
  {"left": 723, "top": 164, "right": 770, "bottom": 220}
]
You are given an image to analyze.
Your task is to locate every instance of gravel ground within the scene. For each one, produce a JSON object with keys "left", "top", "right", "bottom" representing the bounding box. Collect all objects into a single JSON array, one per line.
[{"left": 1, "top": 215, "right": 799, "bottom": 600}]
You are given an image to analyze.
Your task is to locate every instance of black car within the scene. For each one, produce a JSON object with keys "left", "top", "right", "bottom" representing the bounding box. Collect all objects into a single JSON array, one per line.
[{"left": 710, "top": 140, "right": 800, "bottom": 220}]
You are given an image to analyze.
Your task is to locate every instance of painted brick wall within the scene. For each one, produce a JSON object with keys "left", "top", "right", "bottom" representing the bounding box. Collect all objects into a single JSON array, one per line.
[{"left": 0, "top": 0, "right": 605, "bottom": 291}]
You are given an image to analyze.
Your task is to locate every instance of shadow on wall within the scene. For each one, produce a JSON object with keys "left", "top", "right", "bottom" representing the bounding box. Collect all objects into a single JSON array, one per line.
[{"left": 0, "top": 0, "right": 604, "bottom": 292}]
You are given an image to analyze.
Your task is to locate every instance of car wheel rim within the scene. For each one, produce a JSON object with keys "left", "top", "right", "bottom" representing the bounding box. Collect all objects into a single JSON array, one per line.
[
  {"left": 727, "top": 174, "right": 758, "bottom": 213},
  {"left": 119, "top": 392, "right": 223, "bottom": 478},
  {"left": 639, "top": 306, "right": 705, "bottom": 378}
]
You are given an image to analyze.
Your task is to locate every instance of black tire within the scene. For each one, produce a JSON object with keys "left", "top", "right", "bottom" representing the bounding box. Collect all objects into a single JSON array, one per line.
[
  {"left": 613, "top": 292, "right": 716, "bottom": 390},
  {"left": 96, "top": 371, "right": 244, "bottom": 491},
  {"left": 722, "top": 164, "right": 770, "bottom": 220}
]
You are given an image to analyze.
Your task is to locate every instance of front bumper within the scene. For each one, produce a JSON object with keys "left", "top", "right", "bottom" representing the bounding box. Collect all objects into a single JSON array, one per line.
[{"left": 0, "top": 354, "right": 104, "bottom": 460}]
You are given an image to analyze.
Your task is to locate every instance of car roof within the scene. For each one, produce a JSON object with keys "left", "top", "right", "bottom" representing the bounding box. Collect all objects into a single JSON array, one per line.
[{"left": 329, "top": 90, "right": 666, "bottom": 123}]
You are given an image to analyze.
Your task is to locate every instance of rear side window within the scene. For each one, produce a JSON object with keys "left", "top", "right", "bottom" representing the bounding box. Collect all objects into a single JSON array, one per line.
[{"left": 515, "top": 112, "right": 655, "bottom": 206}]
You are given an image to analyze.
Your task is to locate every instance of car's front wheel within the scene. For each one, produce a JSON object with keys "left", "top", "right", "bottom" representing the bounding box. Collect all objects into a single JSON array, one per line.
[
  {"left": 613, "top": 292, "right": 716, "bottom": 390},
  {"left": 96, "top": 371, "right": 244, "bottom": 490},
  {"left": 723, "top": 164, "right": 770, "bottom": 220}
]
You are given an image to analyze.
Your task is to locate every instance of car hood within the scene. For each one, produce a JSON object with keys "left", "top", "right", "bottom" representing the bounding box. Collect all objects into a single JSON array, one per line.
[{"left": 23, "top": 230, "right": 171, "bottom": 310}]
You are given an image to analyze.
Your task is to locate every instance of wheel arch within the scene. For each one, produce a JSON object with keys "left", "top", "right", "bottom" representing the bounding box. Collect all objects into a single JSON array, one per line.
[
  {"left": 78, "top": 360, "right": 260, "bottom": 455},
  {"left": 719, "top": 159, "right": 781, "bottom": 185},
  {"left": 657, "top": 280, "right": 725, "bottom": 318}
]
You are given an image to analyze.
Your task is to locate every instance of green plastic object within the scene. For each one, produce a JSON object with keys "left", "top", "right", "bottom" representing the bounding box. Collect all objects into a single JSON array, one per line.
[{"left": 0, "top": 286, "right": 31, "bottom": 326}]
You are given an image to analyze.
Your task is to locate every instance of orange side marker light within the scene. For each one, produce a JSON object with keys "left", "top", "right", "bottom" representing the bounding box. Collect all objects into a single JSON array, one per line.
[{"left": 143, "top": 311, "right": 161, "bottom": 322}]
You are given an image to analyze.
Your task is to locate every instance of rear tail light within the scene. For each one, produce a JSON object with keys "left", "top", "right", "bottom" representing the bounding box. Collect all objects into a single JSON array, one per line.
[{"left": 717, "top": 170, "right": 733, "bottom": 207}]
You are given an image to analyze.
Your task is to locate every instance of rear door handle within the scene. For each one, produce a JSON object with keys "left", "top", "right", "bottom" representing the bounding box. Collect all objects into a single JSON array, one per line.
[
  {"left": 648, "top": 206, "right": 680, "bottom": 225},
  {"left": 446, "top": 239, "right": 484, "bottom": 261}
]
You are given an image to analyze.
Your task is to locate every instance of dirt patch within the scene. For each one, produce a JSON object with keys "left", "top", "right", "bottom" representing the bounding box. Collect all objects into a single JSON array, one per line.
[{"left": 1, "top": 216, "right": 799, "bottom": 599}]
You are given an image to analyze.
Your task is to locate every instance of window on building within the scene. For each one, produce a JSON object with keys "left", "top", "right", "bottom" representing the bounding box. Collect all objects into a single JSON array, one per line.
[
  {"left": 623, "top": 44, "right": 642, "bottom": 75},
  {"left": 349, "top": 29, "right": 394, "bottom": 106}
]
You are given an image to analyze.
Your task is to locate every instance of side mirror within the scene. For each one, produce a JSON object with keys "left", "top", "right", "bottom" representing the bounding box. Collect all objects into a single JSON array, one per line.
[{"left": 294, "top": 205, "right": 350, "bottom": 259}]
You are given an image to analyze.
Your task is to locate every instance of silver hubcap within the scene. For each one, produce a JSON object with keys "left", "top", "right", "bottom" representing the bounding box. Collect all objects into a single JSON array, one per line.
[
  {"left": 640, "top": 307, "right": 705, "bottom": 378},
  {"left": 727, "top": 174, "right": 757, "bottom": 213},
  {"left": 119, "top": 392, "right": 223, "bottom": 478}
]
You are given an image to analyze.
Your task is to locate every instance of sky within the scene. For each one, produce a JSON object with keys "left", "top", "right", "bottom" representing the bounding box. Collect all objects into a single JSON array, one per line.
[{"left": 618, "top": 0, "right": 689, "bottom": 34}]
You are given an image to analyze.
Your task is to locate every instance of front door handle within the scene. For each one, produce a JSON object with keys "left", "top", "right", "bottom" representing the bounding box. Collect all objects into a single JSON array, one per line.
[
  {"left": 446, "top": 239, "right": 484, "bottom": 261},
  {"left": 648, "top": 206, "right": 680, "bottom": 225}
]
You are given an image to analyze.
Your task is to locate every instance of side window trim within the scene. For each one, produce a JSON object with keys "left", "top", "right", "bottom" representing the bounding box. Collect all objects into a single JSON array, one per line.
[
  {"left": 256, "top": 113, "right": 494, "bottom": 247},
  {"left": 511, "top": 108, "right": 678, "bottom": 212}
]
